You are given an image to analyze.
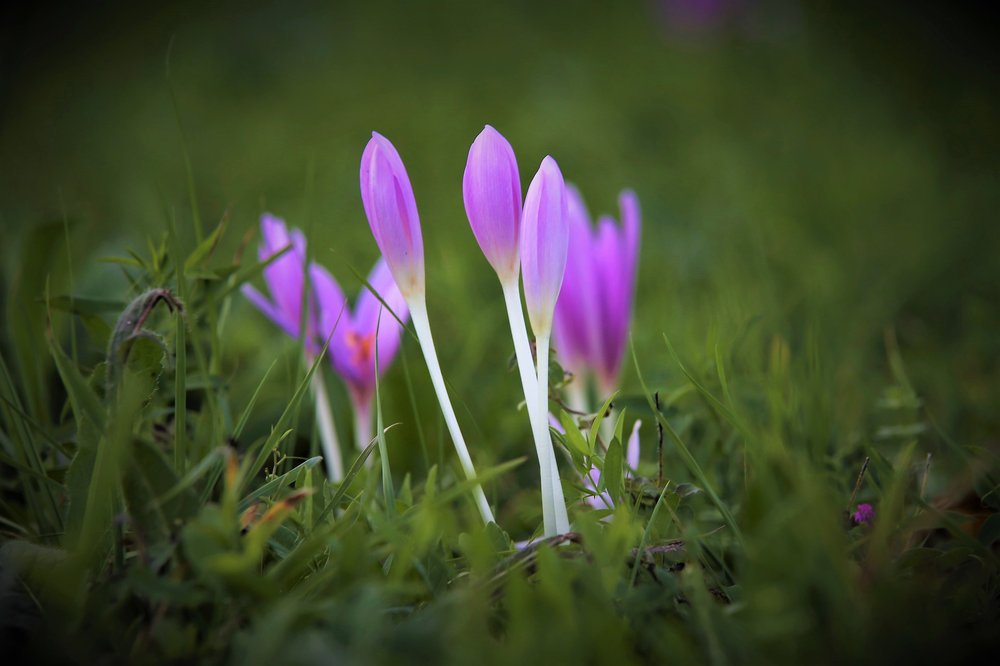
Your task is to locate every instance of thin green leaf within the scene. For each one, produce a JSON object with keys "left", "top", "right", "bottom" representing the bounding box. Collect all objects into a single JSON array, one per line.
[
  {"left": 632, "top": 337, "right": 744, "bottom": 547},
  {"left": 589, "top": 391, "right": 619, "bottom": 451},
  {"left": 184, "top": 212, "right": 228, "bottom": 271},
  {"left": 241, "top": 456, "right": 323, "bottom": 510}
]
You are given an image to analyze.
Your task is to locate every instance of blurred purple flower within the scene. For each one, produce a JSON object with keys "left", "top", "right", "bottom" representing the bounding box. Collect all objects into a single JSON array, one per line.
[
  {"left": 312, "top": 258, "right": 409, "bottom": 448},
  {"left": 852, "top": 503, "right": 876, "bottom": 525},
  {"left": 463, "top": 125, "right": 523, "bottom": 284},
  {"left": 360, "top": 132, "right": 425, "bottom": 300},
  {"left": 520, "top": 156, "right": 569, "bottom": 336},
  {"left": 657, "top": 0, "right": 744, "bottom": 35},
  {"left": 241, "top": 213, "right": 318, "bottom": 351},
  {"left": 553, "top": 189, "right": 641, "bottom": 396}
]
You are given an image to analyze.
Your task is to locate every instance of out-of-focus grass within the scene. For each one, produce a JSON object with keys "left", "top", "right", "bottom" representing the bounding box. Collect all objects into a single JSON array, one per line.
[{"left": 1, "top": 1, "right": 999, "bottom": 663}]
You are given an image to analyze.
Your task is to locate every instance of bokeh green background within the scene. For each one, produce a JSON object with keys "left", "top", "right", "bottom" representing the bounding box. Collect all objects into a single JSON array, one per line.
[{"left": 2, "top": 0, "right": 998, "bottom": 511}]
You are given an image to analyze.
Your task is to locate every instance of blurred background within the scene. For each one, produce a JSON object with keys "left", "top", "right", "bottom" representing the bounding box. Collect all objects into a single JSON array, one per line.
[{"left": 1, "top": 0, "right": 998, "bottom": 516}]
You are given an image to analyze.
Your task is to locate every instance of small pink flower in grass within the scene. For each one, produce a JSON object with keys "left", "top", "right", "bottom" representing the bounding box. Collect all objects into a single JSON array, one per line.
[
  {"left": 852, "top": 503, "right": 876, "bottom": 525},
  {"left": 553, "top": 189, "right": 641, "bottom": 397},
  {"left": 360, "top": 132, "right": 425, "bottom": 300},
  {"left": 241, "top": 213, "right": 316, "bottom": 349},
  {"left": 311, "top": 258, "right": 409, "bottom": 450},
  {"left": 463, "top": 125, "right": 522, "bottom": 284}
]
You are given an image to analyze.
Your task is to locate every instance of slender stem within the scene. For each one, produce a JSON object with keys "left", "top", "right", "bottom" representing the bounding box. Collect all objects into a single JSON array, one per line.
[
  {"left": 310, "top": 371, "right": 344, "bottom": 482},
  {"left": 408, "top": 295, "right": 495, "bottom": 525},
  {"left": 353, "top": 395, "right": 373, "bottom": 454},
  {"left": 565, "top": 376, "right": 588, "bottom": 415},
  {"left": 536, "top": 333, "right": 571, "bottom": 534},
  {"left": 502, "top": 280, "right": 554, "bottom": 535}
]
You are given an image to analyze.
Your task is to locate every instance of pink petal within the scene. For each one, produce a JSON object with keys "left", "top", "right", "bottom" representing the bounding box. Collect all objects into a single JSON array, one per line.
[
  {"left": 360, "top": 133, "right": 424, "bottom": 298},
  {"left": 310, "top": 262, "right": 347, "bottom": 346},
  {"left": 520, "top": 156, "right": 568, "bottom": 335},
  {"left": 594, "top": 217, "right": 627, "bottom": 389},
  {"left": 257, "top": 213, "right": 306, "bottom": 335},
  {"left": 463, "top": 125, "right": 522, "bottom": 282},
  {"left": 241, "top": 283, "right": 298, "bottom": 339},
  {"left": 553, "top": 185, "right": 599, "bottom": 374},
  {"left": 356, "top": 258, "right": 410, "bottom": 378}
]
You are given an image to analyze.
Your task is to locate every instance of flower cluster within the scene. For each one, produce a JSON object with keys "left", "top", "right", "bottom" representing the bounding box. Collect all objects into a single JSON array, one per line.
[{"left": 244, "top": 125, "right": 642, "bottom": 536}]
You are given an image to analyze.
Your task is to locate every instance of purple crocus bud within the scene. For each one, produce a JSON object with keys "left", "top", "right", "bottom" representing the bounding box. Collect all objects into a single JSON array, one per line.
[
  {"left": 241, "top": 213, "right": 316, "bottom": 347},
  {"left": 360, "top": 132, "right": 425, "bottom": 300},
  {"left": 553, "top": 189, "right": 641, "bottom": 396},
  {"left": 552, "top": 185, "right": 598, "bottom": 376},
  {"left": 520, "top": 156, "right": 568, "bottom": 336},
  {"left": 463, "top": 125, "right": 523, "bottom": 284},
  {"left": 594, "top": 190, "right": 641, "bottom": 394},
  {"left": 312, "top": 258, "right": 410, "bottom": 447},
  {"left": 852, "top": 503, "right": 876, "bottom": 525}
]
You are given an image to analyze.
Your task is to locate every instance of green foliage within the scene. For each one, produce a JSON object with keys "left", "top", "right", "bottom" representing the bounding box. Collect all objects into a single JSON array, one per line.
[{"left": 1, "top": 212, "right": 997, "bottom": 662}]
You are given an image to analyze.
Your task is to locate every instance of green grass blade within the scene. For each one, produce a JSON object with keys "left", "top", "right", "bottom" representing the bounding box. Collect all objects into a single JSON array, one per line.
[
  {"left": 631, "top": 338, "right": 744, "bottom": 547},
  {"left": 240, "top": 456, "right": 324, "bottom": 510},
  {"left": 312, "top": 439, "right": 380, "bottom": 527},
  {"left": 240, "top": 342, "right": 329, "bottom": 492},
  {"left": 232, "top": 358, "right": 279, "bottom": 441}
]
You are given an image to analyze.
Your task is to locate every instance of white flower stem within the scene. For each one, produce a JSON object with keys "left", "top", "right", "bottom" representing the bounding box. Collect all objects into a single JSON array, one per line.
[
  {"left": 310, "top": 371, "right": 344, "bottom": 482},
  {"left": 502, "top": 280, "right": 555, "bottom": 535},
  {"left": 535, "top": 332, "right": 571, "bottom": 535},
  {"left": 354, "top": 399, "right": 374, "bottom": 455},
  {"left": 408, "top": 295, "right": 495, "bottom": 525},
  {"left": 565, "top": 377, "right": 588, "bottom": 415}
]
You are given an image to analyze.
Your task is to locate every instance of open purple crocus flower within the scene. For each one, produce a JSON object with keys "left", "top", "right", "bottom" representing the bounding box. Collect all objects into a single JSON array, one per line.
[
  {"left": 553, "top": 188, "right": 641, "bottom": 402},
  {"left": 311, "top": 258, "right": 409, "bottom": 451},
  {"left": 241, "top": 213, "right": 346, "bottom": 480},
  {"left": 241, "top": 213, "right": 317, "bottom": 350}
]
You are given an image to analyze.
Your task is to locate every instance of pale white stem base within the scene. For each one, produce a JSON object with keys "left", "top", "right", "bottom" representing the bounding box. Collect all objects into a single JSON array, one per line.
[
  {"left": 310, "top": 371, "right": 344, "bottom": 482},
  {"left": 502, "top": 280, "right": 555, "bottom": 535},
  {"left": 353, "top": 398, "right": 374, "bottom": 457},
  {"left": 409, "top": 295, "right": 495, "bottom": 525},
  {"left": 535, "top": 333, "right": 571, "bottom": 535},
  {"left": 565, "top": 377, "right": 588, "bottom": 415}
]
